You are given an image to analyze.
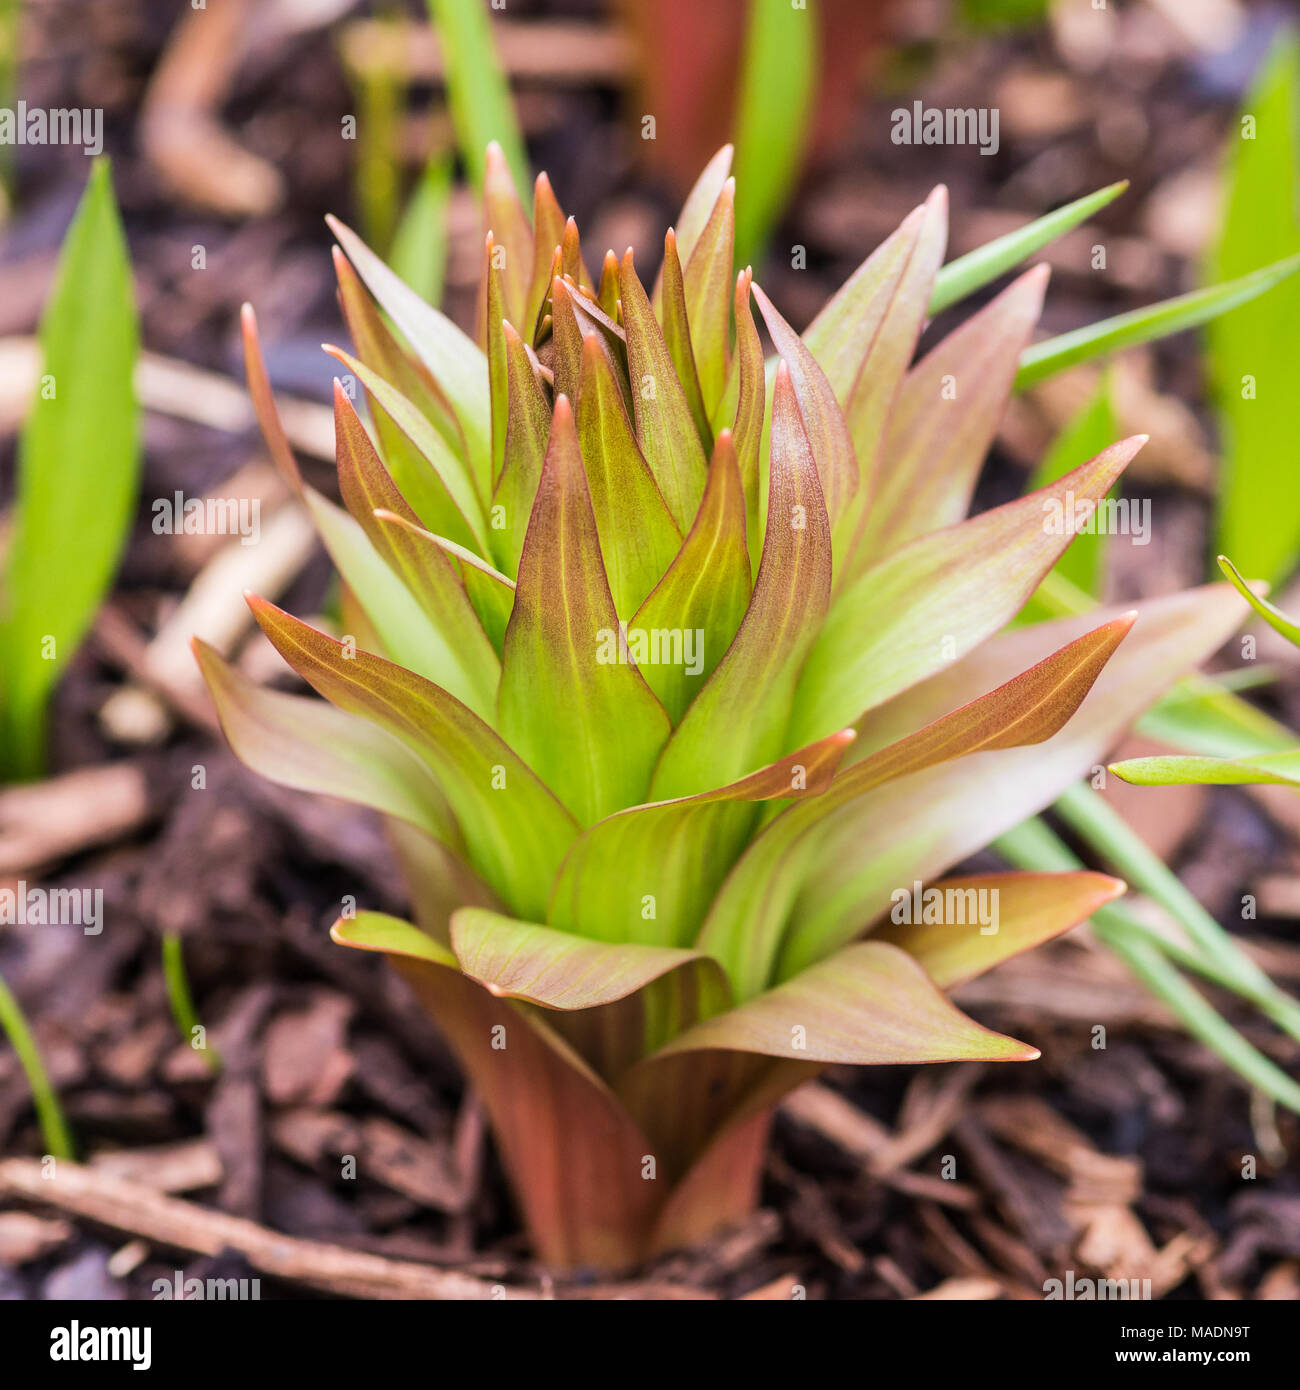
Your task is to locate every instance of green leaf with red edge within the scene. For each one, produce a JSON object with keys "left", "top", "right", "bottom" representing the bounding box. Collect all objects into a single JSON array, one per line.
[
  {"left": 325, "top": 345, "right": 488, "bottom": 555},
  {"left": 373, "top": 509, "right": 515, "bottom": 655},
  {"left": 659, "top": 228, "right": 712, "bottom": 448},
  {"left": 240, "top": 304, "right": 304, "bottom": 493},
  {"left": 619, "top": 249, "right": 709, "bottom": 532},
  {"left": 491, "top": 321, "right": 550, "bottom": 577},
  {"left": 450, "top": 908, "right": 729, "bottom": 1014},
  {"left": 548, "top": 729, "right": 854, "bottom": 949},
  {"left": 483, "top": 141, "right": 533, "bottom": 330},
  {"left": 871, "top": 870, "right": 1126, "bottom": 989},
  {"left": 250, "top": 598, "right": 577, "bottom": 919},
  {"left": 334, "top": 384, "right": 499, "bottom": 721},
  {"left": 752, "top": 281, "right": 858, "bottom": 536},
  {"left": 194, "top": 638, "right": 456, "bottom": 846},
  {"left": 777, "top": 583, "right": 1251, "bottom": 982},
  {"left": 788, "top": 435, "right": 1145, "bottom": 749},
  {"left": 803, "top": 188, "right": 948, "bottom": 500},
  {"left": 1109, "top": 750, "right": 1300, "bottom": 788},
  {"left": 1218, "top": 553, "right": 1300, "bottom": 646},
  {"left": 332, "top": 247, "right": 466, "bottom": 463},
  {"left": 629, "top": 429, "right": 751, "bottom": 722},
  {"left": 860, "top": 266, "right": 1049, "bottom": 560},
  {"left": 653, "top": 144, "right": 734, "bottom": 313},
  {"left": 698, "top": 614, "right": 1135, "bottom": 1000},
  {"left": 650, "top": 363, "right": 832, "bottom": 800},
  {"left": 450, "top": 909, "right": 733, "bottom": 1082},
  {"left": 730, "top": 268, "right": 764, "bottom": 564},
  {"left": 547, "top": 275, "right": 586, "bottom": 404},
  {"left": 499, "top": 397, "right": 671, "bottom": 826},
  {"left": 328, "top": 214, "right": 491, "bottom": 499},
  {"left": 646, "top": 941, "right": 1037, "bottom": 1064},
  {"left": 331, "top": 911, "right": 659, "bottom": 1270},
  {"left": 524, "top": 171, "right": 566, "bottom": 344},
  {"left": 302, "top": 488, "right": 461, "bottom": 688},
  {"left": 575, "top": 334, "right": 682, "bottom": 620},
  {"left": 683, "top": 178, "right": 735, "bottom": 419},
  {"left": 483, "top": 233, "right": 510, "bottom": 485}
]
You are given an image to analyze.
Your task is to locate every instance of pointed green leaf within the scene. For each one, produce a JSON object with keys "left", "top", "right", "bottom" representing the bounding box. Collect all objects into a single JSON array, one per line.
[
  {"left": 195, "top": 638, "right": 456, "bottom": 845},
  {"left": 752, "top": 282, "right": 857, "bottom": 538},
  {"left": 499, "top": 397, "right": 671, "bottom": 826},
  {"left": 861, "top": 266, "right": 1048, "bottom": 558},
  {"left": 250, "top": 598, "right": 577, "bottom": 919},
  {"left": 873, "top": 870, "right": 1125, "bottom": 989},
  {"left": 700, "top": 615, "right": 1135, "bottom": 999},
  {"left": 929, "top": 181, "right": 1128, "bottom": 315},
  {"left": 328, "top": 214, "right": 492, "bottom": 499},
  {"left": 804, "top": 188, "right": 948, "bottom": 515},
  {"left": 482, "top": 141, "right": 532, "bottom": 328},
  {"left": 374, "top": 510, "right": 516, "bottom": 656},
  {"left": 649, "top": 942, "right": 1036, "bottom": 1064},
  {"left": 731, "top": 268, "right": 765, "bottom": 564},
  {"left": 549, "top": 730, "right": 854, "bottom": 948},
  {"left": 651, "top": 363, "right": 831, "bottom": 799},
  {"left": 683, "top": 178, "right": 735, "bottom": 418},
  {"left": 450, "top": 908, "right": 729, "bottom": 1015},
  {"left": 619, "top": 249, "right": 709, "bottom": 531},
  {"left": 630, "top": 429, "right": 751, "bottom": 722},
  {"left": 575, "top": 334, "right": 683, "bottom": 620},
  {"left": 1109, "top": 750, "right": 1300, "bottom": 788},
  {"left": 789, "top": 435, "right": 1144, "bottom": 747},
  {"left": 778, "top": 583, "right": 1252, "bottom": 982},
  {"left": 524, "top": 171, "right": 566, "bottom": 344},
  {"left": 547, "top": 274, "right": 586, "bottom": 404},
  {"left": 491, "top": 321, "right": 550, "bottom": 577},
  {"left": 334, "top": 385, "right": 499, "bottom": 721},
  {"left": 325, "top": 345, "right": 488, "bottom": 554},
  {"left": 0, "top": 160, "right": 139, "bottom": 778},
  {"left": 653, "top": 143, "right": 733, "bottom": 312},
  {"left": 334, "top": 245, "right": 466, "bottom": 462},
  {"left": 659, "top": 227, "right": 712, "bottom": 448}
]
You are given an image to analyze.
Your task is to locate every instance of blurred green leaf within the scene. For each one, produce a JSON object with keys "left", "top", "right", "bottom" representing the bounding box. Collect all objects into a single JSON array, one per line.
[
  {"left": 1025, "top": 373, "right": 1115, "bottom": 598},
  {"left": 425, "top": 0, "right": 529, "bottom": 208},
  {"left": 731, "top": 0, "right": 816, "bottom": 267},
  {"left": 389, "top": 153, "right": 452, "bottom": 307},
  {"left": 1016, "top": 253, "right": 1300, "bottom": 389},
  {"left": 0, "top": 160, "right": 139, "bottom": 780},
  {"left": 1208, "top": 31, "right": 1300, "bottom": 586}
]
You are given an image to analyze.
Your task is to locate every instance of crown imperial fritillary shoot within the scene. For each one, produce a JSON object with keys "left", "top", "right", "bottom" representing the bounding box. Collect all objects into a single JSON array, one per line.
[{"left": 204, "top": 144, "right": 1252, "bottom": 1272}]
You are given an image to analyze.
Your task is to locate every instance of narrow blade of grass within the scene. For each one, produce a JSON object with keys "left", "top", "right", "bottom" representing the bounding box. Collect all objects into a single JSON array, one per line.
[
  {"left": 929, "top": 182, "right": 1128, "bottom": 316},
  {"left": 0, "top": 973, "right": 74, "bottom": 1157},
  {"left": 731, "top": 0, "right": 816, "bottom": 268},
  {"left": 1015, "top": 253, "right": 1300, "bottom": 390},
  {"left": 425, "top": 0, "right": 529, "bottom": 208},
  {"left": 390, "top": 153, "right": 452, "bottom": 307},
  {"left": 162, "top": 934, "right": 220, "bottom": 1074}
]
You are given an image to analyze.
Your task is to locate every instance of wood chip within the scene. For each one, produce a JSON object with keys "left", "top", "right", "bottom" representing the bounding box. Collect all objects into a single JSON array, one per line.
[
  {"left": 89, "top": 1140, "right": 223, "bottom": 1195},
  {"left": 0, "top": 1158, "right": 533, "bottom": 1300}
]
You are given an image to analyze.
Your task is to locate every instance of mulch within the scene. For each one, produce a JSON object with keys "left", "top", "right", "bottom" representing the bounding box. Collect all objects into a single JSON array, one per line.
[{"left": 1, "top": 0, "right": 1299, "bottom": 1300}]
